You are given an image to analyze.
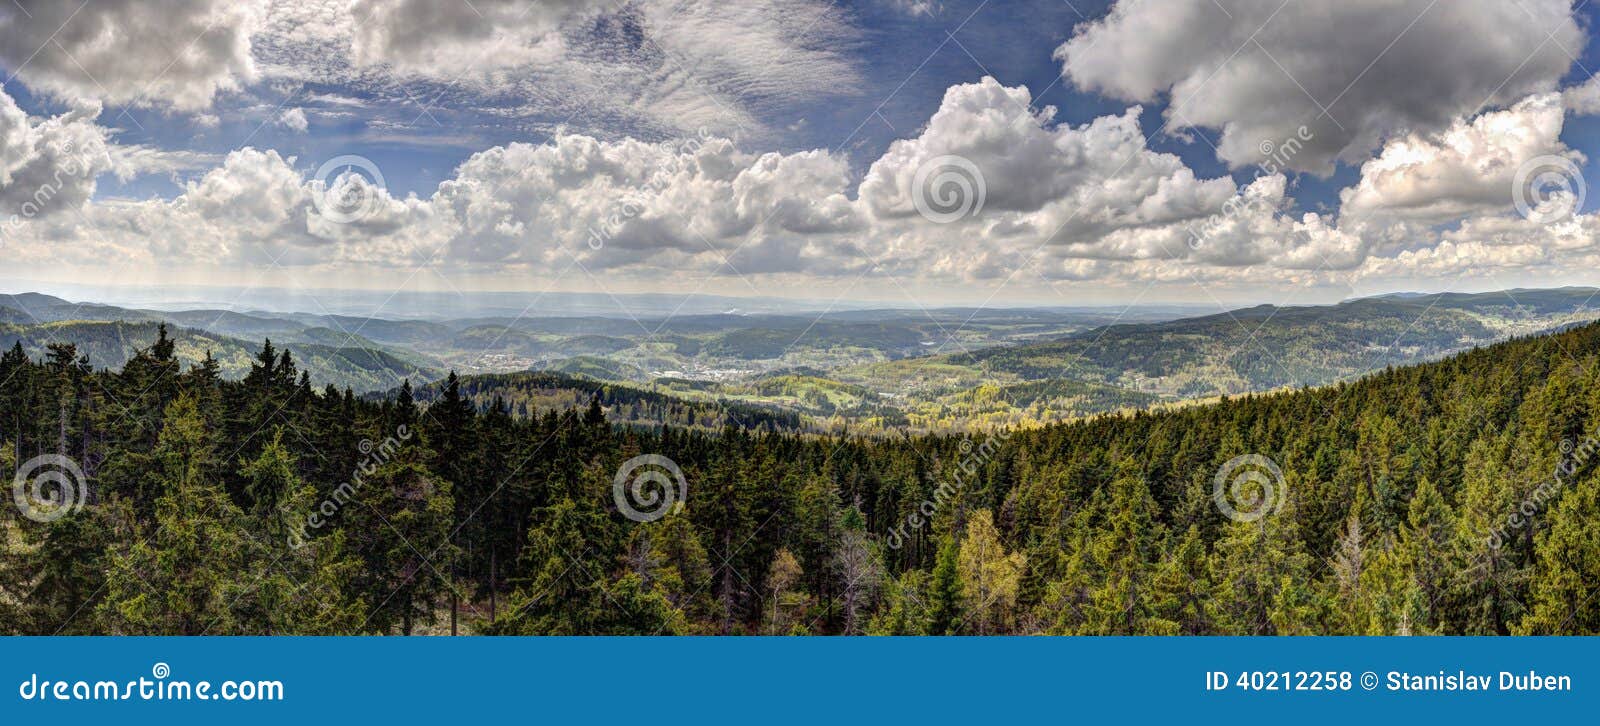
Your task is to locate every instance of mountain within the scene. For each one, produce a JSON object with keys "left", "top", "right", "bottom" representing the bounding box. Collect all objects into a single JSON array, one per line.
[
  {"left": 860, "top": 289, "right": 1600, "bottom": 401},
  {"left": 405, "top": 370, "right": 806, "bottom": 433},
  {"left": 0, "top": 320, "right": 442, "bottom": 392},
  {"left": 8, "top": 286, "right": 1599, "bottom": 427},
  {"left": 0, "top": 293, "right": 162, "bottom": 325}
]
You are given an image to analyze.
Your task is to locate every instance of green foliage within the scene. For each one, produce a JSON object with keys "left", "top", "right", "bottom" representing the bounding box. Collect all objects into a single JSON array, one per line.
[{"left": 7, "top": 316, "right": 1600, "bottom": 634}]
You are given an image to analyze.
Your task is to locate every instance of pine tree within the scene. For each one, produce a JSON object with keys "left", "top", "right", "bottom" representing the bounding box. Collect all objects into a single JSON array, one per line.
[
  {"left": 1074, "top": 471, "right": 1164, "bottom": 634},
  {"left": 926, "top": 532, "right": 963, "bottom": 634},
  {"left": 342, "top": 446, "right": 457, "bottom": 635},
  {"left": 98, "top": 395, "right": 256, "bottom": 634},
  {"left": 956, "top": 509, "right": 1024, "bottom": 635}
]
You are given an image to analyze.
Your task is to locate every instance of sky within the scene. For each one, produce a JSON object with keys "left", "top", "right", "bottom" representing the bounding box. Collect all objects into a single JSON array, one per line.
[{"left": 4, "top": 0, "right": 1600, "bottom": 309}]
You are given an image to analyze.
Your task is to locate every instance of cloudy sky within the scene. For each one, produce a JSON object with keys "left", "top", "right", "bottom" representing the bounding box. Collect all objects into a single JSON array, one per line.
[{"left": 3, "top": 0, "right": 1600, "bottom": 307}]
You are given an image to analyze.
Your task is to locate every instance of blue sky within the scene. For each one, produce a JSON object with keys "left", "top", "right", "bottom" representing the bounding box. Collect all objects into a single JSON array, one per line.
[
  {"left": 86, "top": 0, "right": 1103, "bottom": 200},
  {"left": 6, "top": 0, "right": 1600, "bottom": 307}
]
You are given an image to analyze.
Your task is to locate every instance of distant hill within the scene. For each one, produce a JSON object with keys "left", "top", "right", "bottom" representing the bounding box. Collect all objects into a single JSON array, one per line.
[
  {"left": 0, "top": 320, "right": 442, "bottom": 393},
  {"left": 404, "top": 370, "right": 807, "bottom": 432},
  {"left": 920, "top": 289, "right": 1600, "bottom": 398},
  {"left": 8, "top": 286, "right": 1599, "bottom": 426}
]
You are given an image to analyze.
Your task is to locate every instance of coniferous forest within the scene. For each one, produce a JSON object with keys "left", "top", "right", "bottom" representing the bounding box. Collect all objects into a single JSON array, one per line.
[{"left": 3, "top": 319, "right": 1599, "bottom": 636}]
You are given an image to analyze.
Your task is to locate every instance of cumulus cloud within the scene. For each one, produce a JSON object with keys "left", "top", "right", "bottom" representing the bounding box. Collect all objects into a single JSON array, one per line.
[
  {"left": 1563, "top": 75, "right": 1600, "bottom": 116},
  {"left": 424, "top": 131, "right": 863, "bottom": 273},
  {"left": 2, "top": 127, "right": 863, "bottom": 275},
  {"left": 7, "top": 73, "right": 1600, "bottom": 298},
  {"left": 884, "top": 0, "right": 939, "bottom": 16},
  {"left": 0, "top": 89, "right": 111, "bottom": 225},
  {"left": 0, "top": 76, "right": 1392, "bottom": 288},
  {"left": 0, "top": 0, "right": 263, "bottom": 111},
  {"left": 1354, "top": 212, "right": 1600, "bottom": 282},
  {"left": 1340, "top": 93, "right": 1575, "bottom": 225},
  {"left": 1056, "top": 0, "right": 1581, "bottom": 173},
  {"left": 276, "top": 107, "right": 309, "bottom": 132},
  {"left": 859, "top": 77, "right": 1302, "bottom": 272}
]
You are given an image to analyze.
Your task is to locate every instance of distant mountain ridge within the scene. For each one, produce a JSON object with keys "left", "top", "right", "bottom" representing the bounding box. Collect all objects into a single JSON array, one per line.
[
  {"left": 0, "top": 309, "right": 442, "bottom": 393},
  {"left": 7, "top": 287, "right": 1600, "bottom": 422},
  {"left": 938, "top": 288, "right": 1600, "bottom": 398}
]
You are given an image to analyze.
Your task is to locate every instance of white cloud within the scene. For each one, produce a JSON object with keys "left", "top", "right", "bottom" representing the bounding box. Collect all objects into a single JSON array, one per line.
[
  {"left": 885, "top": 0, "right": 939, "bottom": 16},
  {"left": 1563, "top": 75, "right": 1600, "bottom": 116},
  {"left": 1354, "top": 213, "right": 1599, "bottom": 282},
  {"left": 0, "top": 88, "right": 110, "bottom": 224},
  {"left": 426, "top": 131, "right": 862, "bottom": 273},
  {"left": 8, "top": 75, "right": 1600, "bottom": 299},
  {"left": 106, "top": 145, "right": 221, "bottom": 181},
  {"left": 1056, "top": 0, "right": 1581, "bottom": 173},
  {"left": 1340, "top": 93, "right": 1575, "bottom": 225},
  {"left": 0, "top": 0, "right": 264, "bottom": 112},
  {"left": 255, "top": 0, "right": 862, "bottom": 138},
  {"left": 858, "top": 78, "right": 1299, "bottom": 272},
  {"left": 348, "top": 0, "right": 580, "bottom": 73},
  {"left": 277, "top": 107, "right": 309, "bottom": 132}
]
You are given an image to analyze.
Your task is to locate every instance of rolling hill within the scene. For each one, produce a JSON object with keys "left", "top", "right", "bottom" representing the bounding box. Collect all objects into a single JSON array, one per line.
[{"left": 0, "top": 319, "right": 442, "bottom": 393}]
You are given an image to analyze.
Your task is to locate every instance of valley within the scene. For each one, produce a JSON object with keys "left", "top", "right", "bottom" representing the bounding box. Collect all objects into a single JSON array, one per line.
[{"left": 5, "top": 287, "right": 1598, "bottom": 432}]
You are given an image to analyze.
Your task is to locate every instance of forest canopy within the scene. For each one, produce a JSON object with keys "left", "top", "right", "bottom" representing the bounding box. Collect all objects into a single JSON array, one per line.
[{"left": 3, "top": 320, "right": 1598, "bottom": 635}]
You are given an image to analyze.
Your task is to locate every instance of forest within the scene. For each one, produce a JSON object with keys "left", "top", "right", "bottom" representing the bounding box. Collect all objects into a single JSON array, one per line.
[{"left": 2, "top": 319, "right": 1598, "bottom": 635}]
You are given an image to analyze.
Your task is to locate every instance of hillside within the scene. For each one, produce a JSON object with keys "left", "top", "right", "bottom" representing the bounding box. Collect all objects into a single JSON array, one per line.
[
  {"left": 0, "top": 320, "right": 442, "bottom": 392},
  {"left": 849, "top": 288, "right": 1600, "bottom": 403},
  {"left": 6, "top": 309, "right": 1600, "bottom": 635},
  {"left": 406, "top": 370, "right": 806, "bottom": 433},
  {"left": 9, "top": 287, "right": 1600, "bottom": 429}
]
